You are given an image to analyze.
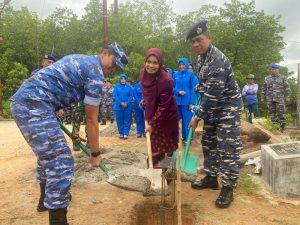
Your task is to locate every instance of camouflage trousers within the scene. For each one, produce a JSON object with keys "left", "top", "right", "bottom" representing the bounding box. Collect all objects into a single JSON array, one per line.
[
  {"left": 201, "top": 115, "right": 242, "bottom": 189},
  {"left": 101, "top": 104, "right": 114, "bottom": 121},
  {"left": 63, "top": 105, "right": 74, "bottom": 124},
  {"left": 72, "top": 103, "right": 87, "bottom": 149},
  {"left": 11, "top": 100, "right": 73, "bottom": 209},
  {"left": 267, "top": 101, "right": 286, "bottom": 127}
]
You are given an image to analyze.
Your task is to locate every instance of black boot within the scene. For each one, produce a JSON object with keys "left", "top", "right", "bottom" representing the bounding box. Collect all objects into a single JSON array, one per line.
[
  {"left": 110, "top": 119, "right": 114, "bottom": 124},
  {"left": 37, "top": 183, "right": 48, "bottom": 212},
  {"left": 49, "top": 208, "right": 69, "bottom": 225},
  {"left": 100, "top": 120, "right": 106, "bottom": 125},
  {"left": 191, "top": 175, "right": 219, "bottom": 190},
  {"left": 215, "top": 186, "right": 234, "bottom": 208}
]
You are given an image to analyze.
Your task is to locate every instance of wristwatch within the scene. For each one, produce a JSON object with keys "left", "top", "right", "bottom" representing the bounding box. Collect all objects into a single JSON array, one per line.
[{"left": 91, "top": 151, "right": 101, "bottom": 157}]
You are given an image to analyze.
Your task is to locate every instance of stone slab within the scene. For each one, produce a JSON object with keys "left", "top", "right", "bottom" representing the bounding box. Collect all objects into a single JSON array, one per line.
[{"left": 261, "top": 142, "right": 300, "bottom": 197}]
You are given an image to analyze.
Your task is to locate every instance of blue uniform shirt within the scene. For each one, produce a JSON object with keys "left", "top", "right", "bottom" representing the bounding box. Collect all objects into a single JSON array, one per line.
[
  {"left": 113, "top": 81, "right": 133, "bottom": 111},
  {"left": 173, "top": 65, "right": 196, "bottom": 106},
  {"left": 133, "top": 82, "right": 143, "bottom": 105},
  {"left": 11, "top": 55, "right": 104, "bottom": 109}
]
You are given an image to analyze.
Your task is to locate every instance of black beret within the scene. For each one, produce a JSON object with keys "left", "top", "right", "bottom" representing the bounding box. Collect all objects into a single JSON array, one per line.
[
  {"left": 186, "top": 19, "right": 208, "bottom": 41},
  {"left": 43, "top": 54, "right": 57, "bottom": 62}
]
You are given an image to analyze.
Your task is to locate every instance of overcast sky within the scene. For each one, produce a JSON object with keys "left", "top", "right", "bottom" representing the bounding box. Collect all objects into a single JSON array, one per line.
[{"left": 8, "top": 0, "right": 300, "bottom": 75}]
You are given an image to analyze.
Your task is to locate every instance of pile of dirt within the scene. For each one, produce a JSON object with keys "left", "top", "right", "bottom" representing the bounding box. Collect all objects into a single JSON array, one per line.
[
  {"left": 73, "top": 148, "right": 150, "bottom": 191},
  {"left": 99, "top": 123, "right": 137, "bottom": 137}
]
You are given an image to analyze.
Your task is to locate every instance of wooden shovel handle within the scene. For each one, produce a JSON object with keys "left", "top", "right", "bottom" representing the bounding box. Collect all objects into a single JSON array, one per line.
[{"left": 145, "top": 121, "right": 154, "bottom": 169}]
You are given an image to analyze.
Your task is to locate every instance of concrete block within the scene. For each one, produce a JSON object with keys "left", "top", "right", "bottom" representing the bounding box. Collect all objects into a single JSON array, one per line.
[{"left": 261, "top": 142, "right": 300, "bottom": 197}]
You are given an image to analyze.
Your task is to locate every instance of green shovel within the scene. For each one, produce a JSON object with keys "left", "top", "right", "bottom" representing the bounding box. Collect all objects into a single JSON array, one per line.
[{"left": 57, "top": 118, "right": 117, "bottom": 183}]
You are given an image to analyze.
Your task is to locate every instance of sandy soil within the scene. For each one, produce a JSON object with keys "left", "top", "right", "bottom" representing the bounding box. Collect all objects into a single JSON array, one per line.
[{"left": 0, "top": 120, "right": 300, "bottom": 225}]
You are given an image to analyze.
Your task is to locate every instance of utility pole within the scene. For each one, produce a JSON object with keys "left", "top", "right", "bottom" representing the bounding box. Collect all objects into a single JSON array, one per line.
[
  {"left": 102, "top": 0, "right": 108, "bottom": 47},
  {"left": 114, "top": 0, "right": 118, "bottom": 16},
  {"left": 0, "top": 0, "right": 11, "bottom": 116},
  {"left": 297, "top": 63, "right": 300, "bottom": 128}
]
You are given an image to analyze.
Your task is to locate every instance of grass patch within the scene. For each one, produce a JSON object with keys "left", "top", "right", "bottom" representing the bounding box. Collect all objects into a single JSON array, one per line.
[
  {"left": 252, "top": 117, "right": 281, "bottom": 133},
  {"left": 238, "top": 173, "right": 260, "bottom": 195},
  {"left": 2, "top": 100, "right": 12, "bottom": 118}
]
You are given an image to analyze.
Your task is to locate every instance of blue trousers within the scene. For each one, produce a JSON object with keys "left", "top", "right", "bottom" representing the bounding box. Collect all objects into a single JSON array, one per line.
[
  {"left": 134, "top": 104, "right": 145, "bottom": 136},
  {"left": 11, "top": 100, "right": 73, "bottom": 209},
  {"left": 114, "top": 107, "right": 132, "bottom": 136},
  {"left": 246, "top": 102, "right": 259, "bottom": 123},
  {"left": 178, "top": 105, "right": 193, "bottom": 140}
]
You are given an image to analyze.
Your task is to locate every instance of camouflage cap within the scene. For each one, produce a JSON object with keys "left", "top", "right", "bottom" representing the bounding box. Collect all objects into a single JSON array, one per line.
[
  {"left": 247, "top": 74, "right": 255, "bottom": 79},
  {"left": 108, "top": 42, "right": 128, "bottom": 69}
]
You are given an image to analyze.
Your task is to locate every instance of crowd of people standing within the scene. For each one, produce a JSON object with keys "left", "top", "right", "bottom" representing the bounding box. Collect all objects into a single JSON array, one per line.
[{"left": 10, "top": 17, "right": 292, "bottom": 224}]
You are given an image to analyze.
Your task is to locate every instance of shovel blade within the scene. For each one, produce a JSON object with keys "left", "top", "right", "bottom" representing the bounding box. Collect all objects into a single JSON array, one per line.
[
  {"left": 139, "top": 168, "right": 162, "bottom": 190},
  {"left": 172, "top": 151, "right": 199, "bottom": 175}
]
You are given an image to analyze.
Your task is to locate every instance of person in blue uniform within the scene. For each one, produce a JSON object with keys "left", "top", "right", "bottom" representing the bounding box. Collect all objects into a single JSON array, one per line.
[
  {"left": 113, "top": 73, "right": 133, "bottom": 139},
  {"left": 10, "top": 42, "right": 128, "bottom": 225},
  {"left": 166, "top": 67, "right": 173, "bottom": 78},
  {"left": 188, "top": 63, "right": 201, "bottom": 103},
  {"left": 187, "top": 20, "right": 243, "bottom": 208},
  {"left": 133, "top": 82, "right": 145, "bottom": 137},
  {"left": 173, "top": 57, "right": 196, "bottom": 141},
  {"left": 30, "top": 54, "right": 57, "bottom": 76}
]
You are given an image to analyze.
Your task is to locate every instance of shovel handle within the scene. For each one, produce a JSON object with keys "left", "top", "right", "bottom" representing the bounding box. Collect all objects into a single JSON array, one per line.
[
  {"left": 57, "top": 117, "right": 112, "bottom": 177},
  {"left": 145, "top": 121, "right": 154, "bottom": 169}
]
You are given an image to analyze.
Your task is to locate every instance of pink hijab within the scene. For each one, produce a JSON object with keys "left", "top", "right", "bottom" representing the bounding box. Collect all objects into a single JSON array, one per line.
[{"left": 139, "top": 48, "right": 171, "bottom": 121}]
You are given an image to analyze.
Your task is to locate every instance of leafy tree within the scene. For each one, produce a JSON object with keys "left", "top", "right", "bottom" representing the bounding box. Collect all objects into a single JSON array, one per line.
[
  {"left": 2, "top": 62, "right": 28, "bottom": 99},
  {"left": 0, "top": 0, "right": 295, "bottom": 119}
]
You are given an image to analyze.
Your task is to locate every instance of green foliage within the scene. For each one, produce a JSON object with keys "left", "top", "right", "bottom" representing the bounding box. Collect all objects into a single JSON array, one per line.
[
  {"left": 123, "top": 52, "right": 144, "bottom": 82},
  {"left": 252, "top": 117, "right": 281, "bottom": 133},
  {"left": 0, "top": 0, "right": 293, "bottom": 116},
  {"left": 3, "top": 99, "right": 11, "bottom": 118},
  {"left": 2, "top": 62, "right": 28, "bottom": 99},
  {"left": 238, "top": 173, "right": 260, "bottom": 195}
]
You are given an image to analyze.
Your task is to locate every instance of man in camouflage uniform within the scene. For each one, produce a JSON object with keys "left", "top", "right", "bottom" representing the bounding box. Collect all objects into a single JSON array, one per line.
[
  {"left": 101, "top": 80, "right": 114, "bottom": 125},
  {"left": 10, "top": 42, "right": 128, "bottom": 225},
  {"left": 261, "top": 64, "right": 291, "bottom": 131},
  {"left": 71, "top": 101, "right": 87, "bottom": 151},
  {"left": 63, "top": 105, "right": 74, "bottom": 124},
  {"left": 187, "top": 20, "right": 243, "bottom": 208},
  {"left": 30, "top": 54, "right": 57, "bottom": 76}
]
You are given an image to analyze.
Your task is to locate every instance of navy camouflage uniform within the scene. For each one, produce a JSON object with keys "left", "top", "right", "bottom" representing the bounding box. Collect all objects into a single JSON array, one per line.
[
  {"left": 193, "top": 45, "right": 243, "bottom": 189},
  {"left": 10, "top": 54, "right": 104, "bottom": 209},
  {"left": 101, "top": 86, "right": 114, "bottom": 122},
  {"left": 71, "top": 102, "right": 87, "bottom": 150},
  {"left": 262, "top": 73, "right": 291, "bottom": 129}
]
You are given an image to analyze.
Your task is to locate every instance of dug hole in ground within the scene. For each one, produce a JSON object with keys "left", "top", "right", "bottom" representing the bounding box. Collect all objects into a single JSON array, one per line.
[{"left": 0, "top": 120, "right": 300, "bottom": 225}]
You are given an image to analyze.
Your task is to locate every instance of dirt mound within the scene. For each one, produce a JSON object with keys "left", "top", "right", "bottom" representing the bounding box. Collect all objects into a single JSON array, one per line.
[
  {"left": 73, "top": 148, "right": 150, "bottom": 192},
  {"left": 241, "top": 121, "right": 271, "bottom": 143},
  {"left": 99, "top": 122, "right": 137, "bottom": 137}
]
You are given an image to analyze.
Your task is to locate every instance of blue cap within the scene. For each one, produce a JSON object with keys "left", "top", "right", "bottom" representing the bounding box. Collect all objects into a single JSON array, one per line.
[
  {"left": 43, "top": 54, "right": 57, "bottom": 62},
  {"left": 271, "top": 63, "right": 280, "bottom": 69},
  {"left": 108, "top": 42, "right": 128, "bottom": 69},
  {"left": 186, "top": 19, "right": 208, "bottom": 41}
]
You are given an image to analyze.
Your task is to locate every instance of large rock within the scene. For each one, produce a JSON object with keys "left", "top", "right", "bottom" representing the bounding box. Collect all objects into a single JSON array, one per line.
[
  {"left": 241, "top": 121, "right": 272, "bottom": 143},
  {"left": 261, "top": 142, "right": 300, "bottom": 196}
]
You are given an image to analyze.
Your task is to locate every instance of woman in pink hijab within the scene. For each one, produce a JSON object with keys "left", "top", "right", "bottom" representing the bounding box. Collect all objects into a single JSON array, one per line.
[{"left": 140, "top": 48, "right": 178, "bottom": 168}]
